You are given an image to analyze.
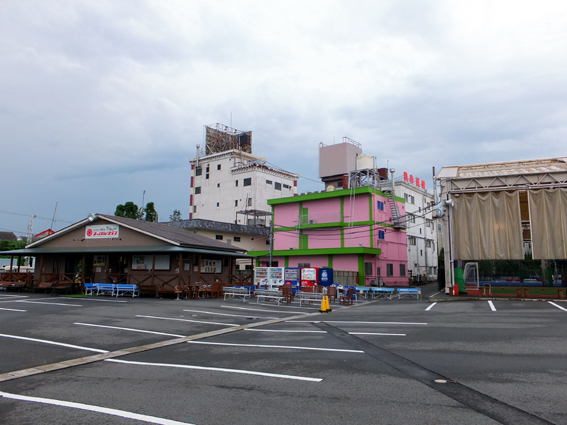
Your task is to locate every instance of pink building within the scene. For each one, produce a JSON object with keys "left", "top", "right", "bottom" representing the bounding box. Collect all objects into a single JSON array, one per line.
[{"left": 252, "top": 186, "right": 409, "bottom": 286}]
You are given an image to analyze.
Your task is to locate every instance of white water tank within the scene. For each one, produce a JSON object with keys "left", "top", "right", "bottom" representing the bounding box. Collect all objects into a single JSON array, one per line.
[{"left": 357, "top": 155, "right": 374, "bottom": 170}]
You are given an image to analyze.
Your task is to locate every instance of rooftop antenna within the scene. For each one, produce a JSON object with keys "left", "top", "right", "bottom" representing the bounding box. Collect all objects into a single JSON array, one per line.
[{"left": 51, "top": 202, "right": 58, "bottom": 231}]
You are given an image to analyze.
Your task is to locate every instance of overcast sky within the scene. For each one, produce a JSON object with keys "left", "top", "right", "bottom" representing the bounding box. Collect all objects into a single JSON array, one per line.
[{"left": 2, "top": 0, "right": 566, "bottom": 237}]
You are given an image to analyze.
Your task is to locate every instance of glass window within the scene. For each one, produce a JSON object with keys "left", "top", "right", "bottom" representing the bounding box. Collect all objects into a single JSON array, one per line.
[
  {"left": 235, "top": 200, "right": 238, "bottom": 207},
  {"left": 235, "top": 180, "right": 238, "bottom": 186},
  {"left": 244, "top": 178, "right": 252, "bottom": 186},
  {"left": 400, "top": 264, "right": 406, "bottom": 276},
  {"left": 248, "top": 198, "right": 252, "bottom": 206},
  {"left": 364, "top": 262, "right": 373, "bottom": 276},
  {"left": 195, "top": 167, "right": 202, "bottom": 176},
  {"left": 266, "top": 180, "right": 272, "bottom": 185},
  {"left": 217, "top": 164, "right": 221, "bottom": 170},
  {"left": 275, "top": 182, "right": 282, "bottom": 190},
  {"left": 378, "top": 230, "right": 385, "bottom": 240},
  {"left": 283, "top": 184, "right": 290, "bottom": 189},
  {"left": 234, "top": 236, "right": 241, "bottom": 242},
  {"left": 194, "top": 186, "right": 201, "bottom": 194},
  {"left": 215, "top": 235, "right": 223, "bottom": 240},
  {"left": 377, "top": 201, "right": 384, "bottom": 211},
  {"left": 387, "top": 264, "right": 394, "bottom": 276},
  {"left": 298, "top": 263, "right": 311, "bottom": 267}
]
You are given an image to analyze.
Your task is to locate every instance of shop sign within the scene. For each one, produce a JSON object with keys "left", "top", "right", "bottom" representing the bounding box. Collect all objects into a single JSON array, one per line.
[{"left": 85, "top": 224, "right": 119, "bottom": 239}]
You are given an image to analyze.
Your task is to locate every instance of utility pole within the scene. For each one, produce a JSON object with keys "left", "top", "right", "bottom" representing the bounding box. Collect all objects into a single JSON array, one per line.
[{"left": 25, "top": 215, "right": 36, "bottom": 267}]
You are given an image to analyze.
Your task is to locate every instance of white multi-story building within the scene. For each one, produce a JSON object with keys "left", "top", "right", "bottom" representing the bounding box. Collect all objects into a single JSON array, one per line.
[
  {"left": 189, "top": 125, "right": 299, "bottom": 227},
  {"left": 395, "top": 177, "right": 438, "bottom": 282}
]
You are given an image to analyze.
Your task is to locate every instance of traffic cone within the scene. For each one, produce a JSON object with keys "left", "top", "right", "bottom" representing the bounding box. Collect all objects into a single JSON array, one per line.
[{"left": 320, "top": 296, "right": 332, "bottom": 313}]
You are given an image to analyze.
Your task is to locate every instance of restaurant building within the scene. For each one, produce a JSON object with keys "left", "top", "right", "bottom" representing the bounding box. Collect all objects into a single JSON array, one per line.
[{"left": 0, "top": 213, "right": 251, "bottom": 293}]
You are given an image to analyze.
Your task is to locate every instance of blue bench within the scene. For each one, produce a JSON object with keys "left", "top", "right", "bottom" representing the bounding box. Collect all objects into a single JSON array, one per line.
[
  {"left": 397, "top": 288, "right": 421, "bottom": 300},
  {"left": 115, "top": 284, "right": 139, "bottom": 297},
  {"left": 96, "top": 283, "right": 116, "bottom": 296},
  {"left": 371, "top": 287, "right": 395, "bottom": 300}
]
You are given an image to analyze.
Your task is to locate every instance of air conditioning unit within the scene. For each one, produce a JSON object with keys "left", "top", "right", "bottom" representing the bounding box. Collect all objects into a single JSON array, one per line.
[{"left": 308, "top": 219, "right": 316, "bottom": 224}]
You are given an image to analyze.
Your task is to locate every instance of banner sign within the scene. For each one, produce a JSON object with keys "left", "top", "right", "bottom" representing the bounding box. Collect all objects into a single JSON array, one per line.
[
  {"left": 201, "top": 259, "right": 222, "bottom": 273},
  {"left": 85, "top": 224, "right": 119, "bottom": 239}
]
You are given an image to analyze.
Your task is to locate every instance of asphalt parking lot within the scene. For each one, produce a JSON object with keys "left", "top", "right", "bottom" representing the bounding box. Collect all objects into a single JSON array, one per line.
[{"left": 1, "top": 285, "right": 566, "bottom": 425}]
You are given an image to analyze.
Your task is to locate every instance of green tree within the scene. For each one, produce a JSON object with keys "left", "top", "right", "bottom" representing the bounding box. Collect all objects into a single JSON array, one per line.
[
  {"left": 115, "top": 201, "right": 139, "bottom": 219},
  {"left": 169, "top": 209, "right": 182, "bottom": 222},
  {"left": 144, "top": 202, "right": 158, "bottom": 222}
]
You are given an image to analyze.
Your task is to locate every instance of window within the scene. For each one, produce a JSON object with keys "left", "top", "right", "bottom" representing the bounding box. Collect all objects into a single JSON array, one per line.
[
  {"left": 217, "top": 183, "right": 220, "bottom": 188},
  {"left": 400, "top": 264, "right": 406, "bottom": 277},
  {"left": 266, "top": 240, "right": 270, "bottom": 245},
  {"left": 275, "top": 182, "right": 281, "bottom": 190},
  {"left": 266, "top": 180, "right": 272, "bottom": 185},
  {"left": 244, "top": 178, "right": 252, "bottom": 186},
  {"left": 431, "top": 222, "right": 434, "bottom": 230},
  {"left": 206, "top": 165, "right": 210, "bottom": 172},
  {"left": 378, "top": 230, "right": 385, "bottom": 240},
  {"left": 377, "top": 267, "right": 380, "bottom": 276},
  {"left": 206, "top": 173, "right": 209, "bottom": 180},
  {"left": 215, "top": 235, "right": 223, "bottom": 240},
  {"left": 283, "top": 184, "right": 290, "bottom": 189},
  {"left": 337, "top": 180, "right": 343, "bottom": 187},
  {"left": 387, "top": 264, "right": 394, "bottom": 277},
  {"left": 247, "top": 198, "right": 252, "bottom": 206},
  {"left": 404, "top": 193, "right": 409, "bottom": 202},
  {"left": 195, "top": 167, "right": 202, "bottom": 176},
  {"left": 364, "top": 262, "right": 373, "bottom": 276},
  {"left": 410, "top": 195, "right": 415, "bottom": 204},
  {"left": 426, "top": 220, "right": 431, "bottom": 227},
  {"left": 217, "top": 164, "right": 221, "bottom": 170},
  {"left": 234, "top": 236, "right": 241, "bottom": 242},
  {"left": 426, "top": 240, "right": 432, "bottom": 248},
  {"left": 408, "top": 214, "right": 415, "bottom": 223},
  {"left": 409, "top": 236, "right": 416, "bottom": 245},
  {"left": 235, "top": 200, "right": 238, "bottom": 207},
  {"left": 216, "top": 202, "right": 220, "bottom": 207},
  {"left": 235, "top": 180, "right": 239, "bottom": 187},
  {"left": 194, "top": 186, "right": 201, "bottom": 194},
  {"left": 420, "top": 250, "right": 423, "bottom": 256},
  {"left": 193, "top": 206, "right": 197, "bottom": 213},
  {"left": 298, "top": 263, "right": 311, "bottom": 267},
  {"left": 377, "top": 201, "right": 384, "bottom": 211}
]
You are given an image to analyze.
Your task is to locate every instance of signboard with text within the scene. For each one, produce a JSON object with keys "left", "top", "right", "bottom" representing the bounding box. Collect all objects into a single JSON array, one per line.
[{"left": 85, "top": 224, "right": 119, "bottom": 239}]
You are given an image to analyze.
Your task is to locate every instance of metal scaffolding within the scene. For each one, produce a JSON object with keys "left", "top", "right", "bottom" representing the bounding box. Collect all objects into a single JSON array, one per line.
[{"left": 205, "top": 123, "right": 252, "bottom": 155}]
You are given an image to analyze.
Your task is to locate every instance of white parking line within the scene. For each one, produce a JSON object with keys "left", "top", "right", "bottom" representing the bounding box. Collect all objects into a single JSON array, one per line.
[
  {"left": 0, "top": 307, "right": 26, "bottom": 312},
  {"left": 0, "top": 391, "right": 192, "bottom": 425},
  {"left": 245, "top": 329, "right": 327, "bottom": 334},
  {"left": 187, "top": 340, "right": 364, "bottom": 353},
  {"left": 0, "top": 333, "right": 108, "bottom": 353},
  {"left": 289, "top": 320, "right": 428, "bottom": 325},
  {"left": 136, "top": 315, "right": 238, "bottom": 327},
  {"left": 221, "top": 305, "right": 310, "bottom": 314},
  {"left": 74, "top": 323, "right": 184, "bottom": 338},
  {"left": 488, "top": 301, "right": 497, "bottom": 311},
  {"left": 548, "top": 301, "right": 567, "bottom": 312},
  {"left": 106, "top": 359, "right": 322, "bottom": 382},
  {"left": 349, "top": 332, "right": 406, "bottom": 336},
  {"left": 15, "top": 301, "right": 82, "bottom": 307},
  {"left": 425, "top": 302, "right": 437, "bottom": 311},
  {"left": 183, "top": 309, "right": 277, "bottom": 319}
]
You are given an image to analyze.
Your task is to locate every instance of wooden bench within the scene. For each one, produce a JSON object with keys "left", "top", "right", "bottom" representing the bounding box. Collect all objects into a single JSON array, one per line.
[
  {"left": 223, "top": 286, "right": 252, "bottom": 302},
  {"left": 157, "top": 283, "right": 186, "bottom": 299},
  {"left": 115, "top": 284, "right": 139, "bottom": 298},
  {"left": 298, "top": 292, "right": 324, "bottom": 307},
  {"left": 397, "top": 288, "right": 421, "bottom": 300},
  {"left": 255, "top": 289, "right": 285, "bottom": 305}
]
